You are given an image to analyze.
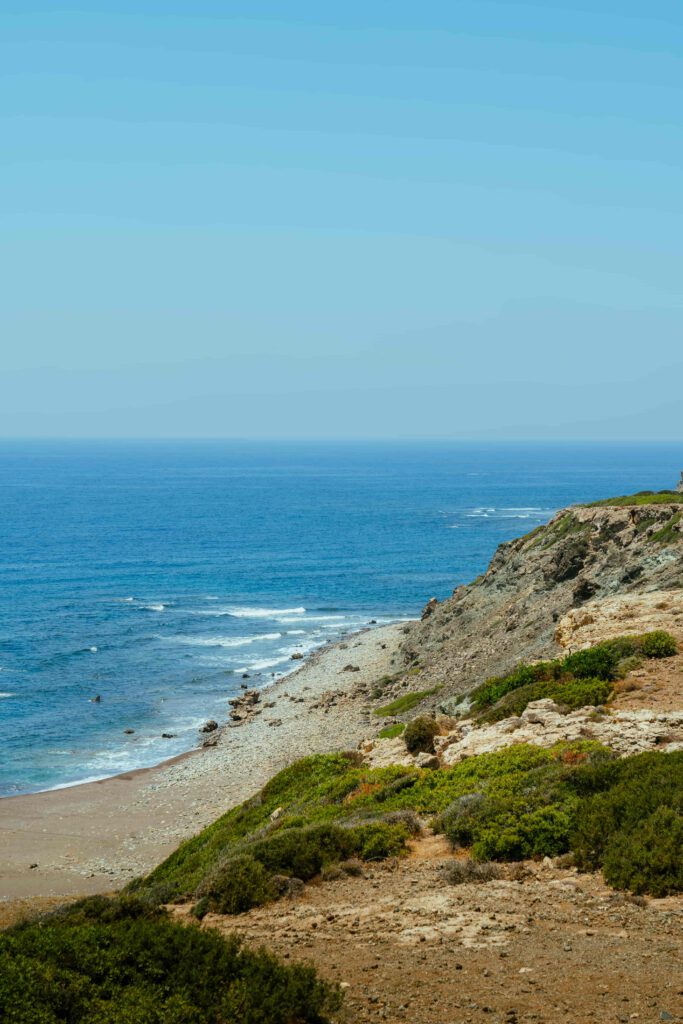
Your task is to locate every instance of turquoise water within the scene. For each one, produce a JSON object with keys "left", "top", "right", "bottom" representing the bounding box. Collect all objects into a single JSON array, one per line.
[{"left": 0, "top": 440, "right": 680, "bottom": 796}]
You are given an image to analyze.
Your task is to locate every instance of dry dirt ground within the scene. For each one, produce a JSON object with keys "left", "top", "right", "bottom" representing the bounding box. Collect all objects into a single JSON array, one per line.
[
  {"left": 610, "top": 646, "right": 683, "bottom": 714},
  {"left": 200, "top": 833, "right": 683, "bottom": 1024}
]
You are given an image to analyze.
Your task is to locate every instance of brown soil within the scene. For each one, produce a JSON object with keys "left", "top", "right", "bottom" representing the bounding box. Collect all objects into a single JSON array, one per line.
[
  {"left": 199, "top": 833, "right": 683, "bottom": 1024},
  {"left": 611, "top": 647, "right": 683, "bottom": 713}
]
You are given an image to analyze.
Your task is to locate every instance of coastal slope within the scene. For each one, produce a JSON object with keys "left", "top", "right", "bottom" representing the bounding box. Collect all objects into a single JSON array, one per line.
[{"left": 391, "top": 496, "right": 683, "bottom": 710}]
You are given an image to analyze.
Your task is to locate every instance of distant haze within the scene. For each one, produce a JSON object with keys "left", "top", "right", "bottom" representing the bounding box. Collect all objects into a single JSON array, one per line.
[{"left": 1, "top": 2, "right": 682, "bottom": 439}]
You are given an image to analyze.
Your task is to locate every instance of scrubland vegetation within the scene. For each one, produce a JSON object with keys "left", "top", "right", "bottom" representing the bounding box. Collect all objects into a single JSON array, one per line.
[
  {"left": 462, "top": 631, "right": 677, "bottom": 724},
  {"left": 3, "top": 629, "right": 680, "bottom": 1020},
  {"left": 0, "top": 897, "right": 341, "bottom": 1024},
  {"left": 586, "top": 490, "right": 683, "bottom": 507}
]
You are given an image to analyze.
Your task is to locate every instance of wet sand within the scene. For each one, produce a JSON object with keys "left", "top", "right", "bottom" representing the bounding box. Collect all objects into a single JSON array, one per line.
[{"left": 0, "top": 623, "right": 406, "bottom": 901}]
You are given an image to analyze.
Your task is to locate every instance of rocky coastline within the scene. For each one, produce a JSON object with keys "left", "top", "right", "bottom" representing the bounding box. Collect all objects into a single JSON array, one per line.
[{"left": 0, "top": 622, "right": 407, "bottom": 904}]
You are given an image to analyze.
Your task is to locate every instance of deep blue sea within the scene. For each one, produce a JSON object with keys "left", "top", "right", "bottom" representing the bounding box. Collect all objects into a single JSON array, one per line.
[{"left": 0, "top": 440, "right": 680, "bottom": 797}]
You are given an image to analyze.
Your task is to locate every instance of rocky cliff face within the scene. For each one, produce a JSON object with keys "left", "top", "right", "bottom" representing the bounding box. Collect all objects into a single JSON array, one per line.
[{"left": 398, "top": 500, "right": 683, "bottom": 707}]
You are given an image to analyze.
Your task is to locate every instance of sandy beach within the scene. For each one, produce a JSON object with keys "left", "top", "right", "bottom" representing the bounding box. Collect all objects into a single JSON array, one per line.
[{"left": 0, "top": 623, "right": 406, "bottom": 904}]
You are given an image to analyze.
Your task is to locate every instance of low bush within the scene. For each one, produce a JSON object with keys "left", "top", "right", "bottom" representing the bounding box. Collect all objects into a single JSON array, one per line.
[
  {"left": 571, "top": 750, "right": 683, "bottom": 896},
  {"left": 562, "top": 645, "right": 621, "bottom": 681},
  {"left": 615, "top": 654, "right": 643, "bottom": 677},
  {"left": 639, "top": 630, "right": 678, "bottom": 658},
  {"left": 249, "top": 823, "right": 357, "bottom": 881},
  {"left": 601, "top": 806, "right": 683, "bottom": 896},
  {"left": 353, "top": 820, "right": 412, "bottom": 860},
  {"left": 191, "top": 819, "right": 412, "bottom": 915},
  {"left": 0, "top": 912, "right": 341, "bottom": 1024},
  {"left": 338, "top": 857, "right": 365, "bottom": 876},
  {"left": 441, "top": 859, "right": 502, "bottom": 885},
  {"left": 439, "top": 786, "right": 577, "bottom": 862},
  {"left": 468, "top": 662, "right": 558, "bottom": 712},
  {"left": 404, "top": 716, "right": 440, "bottom": 754},
  {"left": 195, "top": 853, "right": 276, "bottom": 915}
]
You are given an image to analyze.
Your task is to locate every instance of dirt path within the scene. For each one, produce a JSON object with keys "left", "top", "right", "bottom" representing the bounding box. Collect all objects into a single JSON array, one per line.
[{"left": 205, "top": 834, "right": 683, "bottom": 1024}]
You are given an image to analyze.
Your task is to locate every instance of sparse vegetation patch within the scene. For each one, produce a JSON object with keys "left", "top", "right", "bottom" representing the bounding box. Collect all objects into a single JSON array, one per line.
[
  {"left": 466, "top": 632, "right": 677, "bottom": 723},
  {"left": 378, "top": 723, "right": 405, "bottom": 739},
  {"left": 373, "top": 688, "right": 440, "bottom": 717},
  {"left": 586, "top": 491, "right": 683, "bottom": 507}
]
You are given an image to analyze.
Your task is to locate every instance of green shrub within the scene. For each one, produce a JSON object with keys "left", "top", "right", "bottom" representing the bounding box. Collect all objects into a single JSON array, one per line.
[
  {"left": 468, "top": 662, "right": 557, "bottom": 711},
  {"left": 601, "top": 806, "right": 683, "bottom": 896},
  {"left": 438, "top": 774, "right": 578, "bottom": 862},
  {"left": 353, "top": 821, "right": 411, "bottom": 860},
  {"left": 196, "top": 853, "right": 276, "bottom": 915},
  {"left": 0, "top": 913, "right": 341, "bottom": 1024},
  {"left": 188, "top": 819, "right": 413, "bottom": 916},
  {"left": 321, "top": 857, "right": 364, "bottom": 881},
  {"left": 554, "top": 677, "right": 613, "bottom": 710},
  {"left": 563, "top": 645, "right": 620, "bottom": 681},
  {"left": 639, "top": 630, "right": 678, "bottom": 658},
  {"left": 404, "top": 716, "right": 440, "bottom": 754},
  {"left": 249, "top": 823, "right": 357, "bottom": 881},
  {"left": 571, "top": 751, "right": 683, "bottom": 896}
]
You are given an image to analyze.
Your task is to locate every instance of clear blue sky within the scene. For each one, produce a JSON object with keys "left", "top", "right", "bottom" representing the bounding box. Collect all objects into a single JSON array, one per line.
[{"left": 1, "top": 2, "right": 682, "bottom": 438}]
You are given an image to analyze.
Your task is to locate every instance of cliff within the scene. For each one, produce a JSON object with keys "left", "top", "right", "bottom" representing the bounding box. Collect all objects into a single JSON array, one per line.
[{"left": 396, "top": 494, "right": 683, "bottom": 709}]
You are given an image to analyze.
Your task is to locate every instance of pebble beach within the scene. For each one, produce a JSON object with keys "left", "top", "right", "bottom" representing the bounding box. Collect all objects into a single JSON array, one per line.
[{"left": 0, "top": 623, "right": 405, "bottom": 904}]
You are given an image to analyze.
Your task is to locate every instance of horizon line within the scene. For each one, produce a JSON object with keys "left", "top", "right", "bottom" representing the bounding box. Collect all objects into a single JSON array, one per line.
[{"left": 1, "top": 436, "right": 682, "bottom": 446}]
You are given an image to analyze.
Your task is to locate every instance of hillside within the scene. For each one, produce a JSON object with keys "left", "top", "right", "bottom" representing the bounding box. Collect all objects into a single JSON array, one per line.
[
  {"left": 387, "top": 493, "right": 683, "bottom": 713},
  {"left": 3, "top": 490, "right": 682, "bottom": 1024}
]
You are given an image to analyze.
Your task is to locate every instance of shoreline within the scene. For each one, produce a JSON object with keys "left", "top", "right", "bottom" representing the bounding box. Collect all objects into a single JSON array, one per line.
[
  {"left": 1, "top": 622, "right": 402, "bottom": 803},
  {"left": 0, "top": 622, "right": 407, "bottom": 902}
]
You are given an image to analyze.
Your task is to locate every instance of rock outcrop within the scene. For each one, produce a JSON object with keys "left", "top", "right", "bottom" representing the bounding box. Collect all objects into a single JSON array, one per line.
[
  {"left": 396, "top": 500, "right": 682, "bottom": 709},
  {"left": 436, "top": 699, "right": 683, "bottom": 763}
]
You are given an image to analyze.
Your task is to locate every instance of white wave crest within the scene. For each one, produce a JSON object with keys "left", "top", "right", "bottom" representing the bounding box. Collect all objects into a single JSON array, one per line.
[
  {"left": 276, "top": 613, "right": 346, "bottom": 624},
  {"left": 172, "top": 632, "right": 282, "bottom": 648},
  {"left": 237, "top": 655, "right": 292, "bottom": 671},
  {"left": 0, "top": 692, "right": 16, "bottom": 698},
  {"left": 226, "top": 605, "right": 306, "bottom": 618}
]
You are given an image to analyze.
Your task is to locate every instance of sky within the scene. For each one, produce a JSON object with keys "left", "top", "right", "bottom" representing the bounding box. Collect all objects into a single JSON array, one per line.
[{"left": 1, "top": 1, "right": 682, "bottom": 439}]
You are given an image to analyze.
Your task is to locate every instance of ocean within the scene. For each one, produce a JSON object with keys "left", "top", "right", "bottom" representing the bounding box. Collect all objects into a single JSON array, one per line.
[{"left": 0, "top": 439, "right": 680, "bottom": 797}]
